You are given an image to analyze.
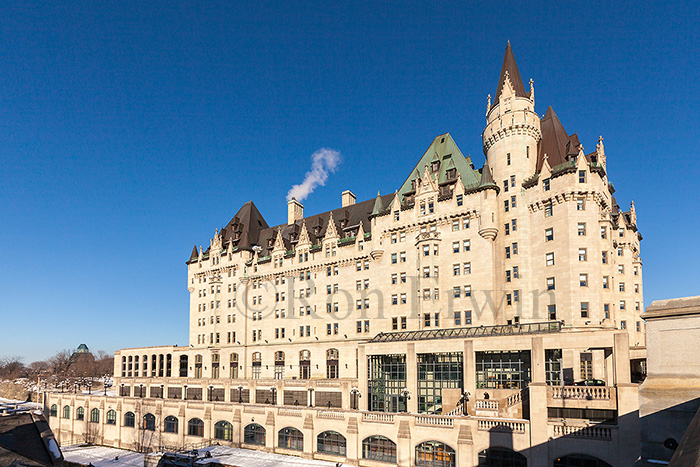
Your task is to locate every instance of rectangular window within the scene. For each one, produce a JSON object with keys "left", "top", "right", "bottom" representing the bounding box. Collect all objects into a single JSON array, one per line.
[
  {"left": 424, "top": 313, "right": 431, "bottom": 327},
  {"left": 456, "top": 194, "right": 463, "bottom": 206},
  {"left": 601, "top": 226, "right": 607, "bottom": 239},
  {"left": 580, "top": 273, "right": 588, "bottom": 287},
  {"left": 391, "top": 274, "right": 397, "bottom": 285},
  {"left": 454, "top": 311, "right": 461, "bottom": 326},
  {"left": 463, "top": 218, "right": 470, "bottom": 229},
  {"left": 603, "top": 276, "right": 609, "bottom": 289},
  {"left": 503, "top": 180, "right": 509, "bottom": 192},
  {"left": 511, "top": 196, "right": 516, "bottom": 208},
  {"left": 453, "top": 264, "right": 460, "bottom": 276},
  {"left": 621, "top": 320, "right": 627, "bottom": 329},
  {"left": 453, "top": 286, "right": 461, "bottom": 298},
  {"left": 463, "top": 262, "right": 471, "bottom": 274},
  {"left": 547, "top": 277, "right": 555, "bottom": 290},
  {"left": 580, "top": 302, "right": 589, "bottom": 318},
  {"left": 579, "top": 170, "right": 586, "bottom": 183},
  {"left": 578, "top": 223, "right": 586, "bottom": 236},
  {"left": 463, "top": 239, "right": 470, "bottom": 251},
  {"left": 464, "top": 285, "right": 472, "bottom": 297},
  {"left": 452, "top": 220, "right": 459, "bottom": 231},
  {"left": 400, "top": 251, "right": 406, "bottom": 262},
  {"left": 392, "top": 317, "right": 398, "bottom": 330},
  {"left": 505, "top": 246, "right": 511, "bottom": 258},
  {"left": 453, "top": 241, "right": 460, "bottom": 253},
  {"left": 505, "top": 223, "right": 510, "bottom": 235},
  {"left": 543, "top": 178, "right": 551, "bottom": 191},
  {"left": 512, "top": 242, "right": 518, "bottom": 255},
  {"left": 546, "top": 252, "right": 555, "bottom": 266},
  {"left": 400, "top": 272, "right": 406, "bottom": 283},
  {"left": 602, "top": 251, "right": 608, "bottom": 264},
  {"left": 619, "top": 282, "right": 625, "bottom": 292},
  {"left": 400, "top": 293, "right": 407, "bottom": 304},
  {"left": 391, "top": 253, "right": 397, "bottom": 264},
  {"left": 512, "top": 219, "right": 517, "bottom": 231},
  {"left": 579, "top": 248, "right": 587, "bottom": 262},
  {"left": 577, "top": 198, "right": 585, "bottom": 211},
  {"left": 545, "top": 228, "right": 554, "bottom": 241},
  {"left": 545, "top": 202, "right": 553, "bottom": 217},
  {"left": 504, "top": 200, "right": 509, "bottom": 212},
  {"left": 604, "top": 304, "right": 610, "bottom": 319},
  {"left": 548, "top": 304, "right": 557, "bottom": 320}
]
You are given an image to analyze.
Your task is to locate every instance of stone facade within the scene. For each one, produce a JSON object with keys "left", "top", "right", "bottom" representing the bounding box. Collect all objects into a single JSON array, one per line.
[{"left": 46, "top": 43, "right": 645, "bottom": 467}]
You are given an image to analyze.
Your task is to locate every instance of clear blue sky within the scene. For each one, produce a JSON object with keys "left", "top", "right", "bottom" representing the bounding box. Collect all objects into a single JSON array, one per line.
[{"left": 1, "top": 1, "right": 698, "bottom": 363}]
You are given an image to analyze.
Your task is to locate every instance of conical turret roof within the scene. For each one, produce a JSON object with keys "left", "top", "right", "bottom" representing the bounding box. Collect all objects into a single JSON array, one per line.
[{"left": 493, "top": 41, "right": 529, "bottom": 106}]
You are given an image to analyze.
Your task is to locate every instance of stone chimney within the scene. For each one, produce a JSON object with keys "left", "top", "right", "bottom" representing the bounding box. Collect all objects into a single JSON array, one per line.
[
  {"left": 341, "top": 190, "right": 356, "bottom": 207},
  {"left": 288, "top": 198, "right": 303, "bottom": 225}
]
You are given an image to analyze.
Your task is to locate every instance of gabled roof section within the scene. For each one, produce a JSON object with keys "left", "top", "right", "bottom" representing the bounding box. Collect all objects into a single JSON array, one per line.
[
  {"left": 189, "top": 245, "right": 198, "bottom": 262},
  {"left": 396, "top": 133, "right": 481, "bottom": 202},
  {"left": 254, "top": 193, "right": 394, "bottom": 256},
  {"left": 537, "top": 106, "right": 584, "bottom": 173},
  {"left": 493, "top": 41, "right": 529, "bottom": 106},
  {"left": 220, "top": 201, "right": 269, "bottom": 252}
]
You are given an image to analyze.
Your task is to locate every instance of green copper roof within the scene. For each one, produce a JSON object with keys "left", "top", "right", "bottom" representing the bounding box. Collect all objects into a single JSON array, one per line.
[{"left": 396, "top": 133, "right": 481, "bottom": 200}]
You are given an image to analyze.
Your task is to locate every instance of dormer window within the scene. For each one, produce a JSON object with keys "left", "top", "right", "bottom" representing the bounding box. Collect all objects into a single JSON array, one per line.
[
  {"left": 446, "top": 168, "right": 456, "bottom": 180},
  {"left": 268, "top": 238, "right": 274, "bottom": 248},
  {"left": 432, "top": 161, "right": 440, "bottom": 172},
  {"left": 411, "top": 179, "right": 417, "bottom": 191},
  {"left": 290, "top": 232, "right": 297, "bottom": 241},
  {"left": 340, "top": 220, "right": 348, "bottom": 229},
  {"left": 314, "top": 226, "right": 321, "bottom": 236}
]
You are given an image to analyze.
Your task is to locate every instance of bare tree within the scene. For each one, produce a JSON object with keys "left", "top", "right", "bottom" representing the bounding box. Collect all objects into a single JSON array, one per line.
[{"left": 0, "top": 356, "right": 26, "bottom": 379}]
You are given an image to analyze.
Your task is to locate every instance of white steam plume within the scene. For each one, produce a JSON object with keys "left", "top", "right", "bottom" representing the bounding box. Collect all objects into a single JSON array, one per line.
[{"left": 286, "top": 148, "right": 342, "bottom": 202}]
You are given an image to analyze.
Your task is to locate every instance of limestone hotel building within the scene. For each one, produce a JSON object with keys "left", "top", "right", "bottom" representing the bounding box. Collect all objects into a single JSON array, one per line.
[{"left": 47, "top": 43, "right": 645, "bottom": 467}]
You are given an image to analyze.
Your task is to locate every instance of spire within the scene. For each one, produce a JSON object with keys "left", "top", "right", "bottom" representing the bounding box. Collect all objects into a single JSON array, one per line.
[
  {"left": 479, "top": 159, "right": 495, "bottom": 186},
  {"left": 493, "top": 41, "right": 528, "bottom": 106},
  {"left": 371, "top": 191, "right": 384, "bottom": 216},
  {"left": 189, "top": 245, "right": 198, "bottom": 263}
]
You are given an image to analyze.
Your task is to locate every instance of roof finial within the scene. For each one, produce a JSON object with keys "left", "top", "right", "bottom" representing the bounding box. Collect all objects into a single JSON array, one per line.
[
  {"left": 486, "top": 94, "right": 492, "bottom": 115},
  {"left": 529, "top": 78, "right": 534, "bottom": 103}
]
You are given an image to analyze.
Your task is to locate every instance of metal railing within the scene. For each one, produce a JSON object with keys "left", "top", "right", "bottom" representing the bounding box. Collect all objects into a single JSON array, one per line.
[{"left": 371, "top": 321, "right": 563, "bottom": 343}]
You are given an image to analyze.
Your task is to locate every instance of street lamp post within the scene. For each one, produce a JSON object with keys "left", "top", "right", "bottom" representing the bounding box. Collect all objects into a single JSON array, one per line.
[
  {"left": 459, "top": 391, "right": 471, "bottom": 416},
  {"left": 350, "top": 387, "right": 361, "bottom": 410},
  {"left": 400, "top": 388, "right": 411, "bottom": 413}
]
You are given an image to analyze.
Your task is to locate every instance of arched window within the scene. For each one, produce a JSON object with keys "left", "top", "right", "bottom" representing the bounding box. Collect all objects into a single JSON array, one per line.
[
  {"left": 230, "top": 353, "right": 238, "bottom": 379},
  {"left": 143, "top": 413, "right": 156, "bottom": 431},
  {"left": 416, "top": 441, "right": 456, "bottom": 467},
  {"left": 194, "top": 354, "right": 203, "bottom": 378},
  {"left": 299, "top": 350, "right": 311, "bottom": 379},
  {"left": 121, "top": 356, "right": 126, "bottom": 377},
  {"left": 106, "top": 410, "right": 117, "bottom": 425},
  {"left": 214, "top": 421, "right": 233, "bottom": 441},
  {"left": 478, "top": 447, "right": 526, "bottom": 466},
  {"left": 244, "top": 423, "right": 266, "bottom": 446},
  {"left": 90, "top": 408, "right": 100, "bottom": 423},
  {"left": 49, "top": 404, "right": 57, "bottom": 417},
  {"left": 179, "top": 355, "right": 188, "bottom": 377},
  {"left": 62, "top": 406, "right": 70, "bottom": 419},
  {"left": 326, "top": 349, "right": 339, "bottom": 379},
  {"left": 554, "top": 454, "right": 612, "bottom": 467},
  {"left": 76, "top": 407, "right": 85, "bottom": 421},
  {"left": 363, "top": 435, "right": 397, "bottom": 463},
  {"left": 163, "top": 416, "right": 178, "bottom": 433},
  {"left": 188, "top": 418, "right": 204, "bottom": 437},
  {"left": 124, "top": 412, "right": 135, "bottom": 427},
  {"left": 274, "top": 351, "right": 285, "bottom": 379},
  {"left": 317, "top": 431, "right": 346, "bottom": 456},
  {"left": 142, "top": 354, "right": 148, "bottom": 377},
  {"left": 278, "top": 427, "right": 304, "bottom": 451}
]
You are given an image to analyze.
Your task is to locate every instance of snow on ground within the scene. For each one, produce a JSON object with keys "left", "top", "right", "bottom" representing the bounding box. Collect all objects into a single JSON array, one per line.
[
  {"left": 60, "top": 444, "right": 355, "bottom": 467},
  {"left": 197, "top": 445, "right": 352, "bottom": 467},
  {"left": 61, "top": 445, "right": 145, "bottom": 467},
  {"left": 0, "top": 396, "right": 42, "bottom": 411}
]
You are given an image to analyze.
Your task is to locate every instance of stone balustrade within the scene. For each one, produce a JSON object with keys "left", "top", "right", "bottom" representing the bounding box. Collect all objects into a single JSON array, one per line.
[
  {"left": 415, "top": 415, "right": 454, "bottom": 427},
  {"left": 550, "top": 386, "right": 611, "bottom": 400},
  {"left": 550, "top": 422, "right": 613, "bottom": 440},
  {"left": 362, "top": 412, "right": 395, "bottom": 423},
  {"left": 477, "top": 418, "right": 527, "bottom": 433}
]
